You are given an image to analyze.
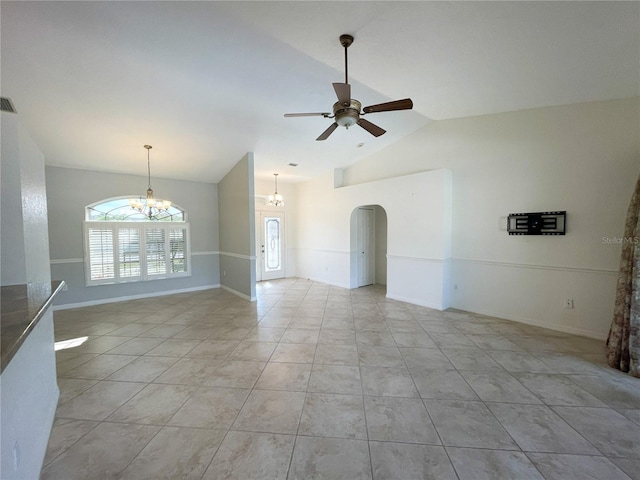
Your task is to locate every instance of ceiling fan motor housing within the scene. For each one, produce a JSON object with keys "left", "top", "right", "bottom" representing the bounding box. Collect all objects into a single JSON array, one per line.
[{"left": 333, "top": 99, "right": 361, "bottom": 128}]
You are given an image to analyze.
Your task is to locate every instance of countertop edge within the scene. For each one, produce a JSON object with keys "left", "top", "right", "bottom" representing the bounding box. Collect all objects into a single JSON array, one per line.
[{"left": 1, "top": 280, "right": 66, "bottom": 373}]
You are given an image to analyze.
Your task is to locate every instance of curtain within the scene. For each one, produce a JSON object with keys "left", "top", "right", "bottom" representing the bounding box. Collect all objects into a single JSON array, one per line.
[{"left": 606, "top": 172, "right": 640, "bottom": 377}]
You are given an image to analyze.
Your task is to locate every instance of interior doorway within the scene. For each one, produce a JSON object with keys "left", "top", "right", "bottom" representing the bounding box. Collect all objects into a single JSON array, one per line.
[
  {"left": 350, "top": 205, "right": 387, "bottom": 288},
  {"left": 255, "top": 211, "right": 285, "bottom": 281},
  {"left": 356, "top": 207, "right": 375, "bottom": 287}
]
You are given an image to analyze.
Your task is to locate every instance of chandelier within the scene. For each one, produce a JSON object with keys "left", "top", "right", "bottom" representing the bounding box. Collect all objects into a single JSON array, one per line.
[
  {"left": 267, "top": 173, "right": 284, "bottom": 206},
  {"left": 129, "top": 145, "right": 172, "bottom": 219}
]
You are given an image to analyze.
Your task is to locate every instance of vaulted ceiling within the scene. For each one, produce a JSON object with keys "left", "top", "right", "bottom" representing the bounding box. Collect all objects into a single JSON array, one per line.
[{"left": 2, "top": 1, "right": 638, "bottom": 184}]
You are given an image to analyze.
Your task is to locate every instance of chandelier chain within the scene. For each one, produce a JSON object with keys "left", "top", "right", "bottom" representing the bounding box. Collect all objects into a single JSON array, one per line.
[
  {"left": 267, "top": 173, "right": 284, "bottom": 207},
  {"left": 145, "top": 144, "right": 152, "bottom": 189},
  {"left": 130, "top": 145, "right": 172, "bottom": 219}
]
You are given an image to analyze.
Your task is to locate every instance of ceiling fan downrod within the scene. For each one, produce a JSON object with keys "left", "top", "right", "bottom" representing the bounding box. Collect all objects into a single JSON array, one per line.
[{"left": 340, "top": 34, "right": 353, "bottom": 85}]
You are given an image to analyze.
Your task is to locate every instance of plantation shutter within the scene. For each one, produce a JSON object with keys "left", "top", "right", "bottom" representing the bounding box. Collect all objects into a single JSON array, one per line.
[
  {"left": 169, "top": 227, "right": 188, "bottom": 273},
  {"left": 146, "top": 228, "right": 167, "bottom": 276},
  {"left": 84, "top": 217, "right": 189, "bottom": 286},
  {"left": 118, "top": 227, "right": 141, "bottom": 279},
  {"left": 87, "top": 227, "right": 115, "bottom": 281}
]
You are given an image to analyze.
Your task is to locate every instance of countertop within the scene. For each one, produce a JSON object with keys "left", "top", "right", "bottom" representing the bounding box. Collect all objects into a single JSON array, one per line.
[{"left": 1, "top": 280, "right": 65, "bottom": 372}]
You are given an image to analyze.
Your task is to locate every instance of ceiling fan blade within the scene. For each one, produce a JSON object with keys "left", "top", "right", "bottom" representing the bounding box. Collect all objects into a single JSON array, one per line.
[
  {"left": 362, "top": 98, "right": 413, "bottom": 114},
  {"left": 332, "top": 82, "right": 351, "bottom": 105},
  {"left": 316, "top": 122, "right": 339, "bottom": 141},
  {"left": 284, "top": 112, "right": 331, "bottom": 117},
  {"left": 357, "top": 118, "right": 386, "bottom": 137}
]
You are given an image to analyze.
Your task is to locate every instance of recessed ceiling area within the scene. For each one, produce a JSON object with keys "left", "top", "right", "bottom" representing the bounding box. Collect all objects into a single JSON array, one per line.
[{"left": 1, "top": 1, "right": 638, "bottom": 184}]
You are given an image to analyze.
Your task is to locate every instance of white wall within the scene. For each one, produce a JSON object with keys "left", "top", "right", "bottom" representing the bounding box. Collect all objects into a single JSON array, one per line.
[
  {"left": 374, "top": 205, "right": 388, "bottom": 285},
  {"left": 1, "top": 114, "right": 27, "bottom": 285},
  {"left": 294, "top": 169, "right": 452, "bottom": 309},
  {"left": 0, "top": 113, "right": 58, "bottom": 480},
  {"left": 1, "top": 310, "right": 58, "bottom": 480},
  {"left": 342, "top": 97, "right": 640, "bottom": 338}
]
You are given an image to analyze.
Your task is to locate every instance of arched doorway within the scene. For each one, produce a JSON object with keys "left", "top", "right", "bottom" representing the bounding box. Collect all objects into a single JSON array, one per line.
[{"left": 349, "top": 205, "right": 388, "bottom": 288}]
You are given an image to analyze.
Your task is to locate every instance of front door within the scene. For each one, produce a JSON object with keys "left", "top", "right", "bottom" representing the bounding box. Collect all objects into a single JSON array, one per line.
[{"left": 256, "top": 211, "right": 285, "bottom": 281}]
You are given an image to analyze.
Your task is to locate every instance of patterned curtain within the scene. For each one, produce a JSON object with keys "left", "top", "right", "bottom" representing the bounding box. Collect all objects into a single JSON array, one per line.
[{"left": 606, "top": 172, "right": 640, "bottom": 377}]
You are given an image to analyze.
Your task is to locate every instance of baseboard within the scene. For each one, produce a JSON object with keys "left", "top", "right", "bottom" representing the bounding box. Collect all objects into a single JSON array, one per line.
[
  {"left": 52, "top": 284, "right": 221, "bottom": 311},
  {"left": 304, "top": 276, "right": 350, "bottom": 289},
  {"left": 453, "top": 305, "right": 608, "bottom": 341},
  {"left": 221, "top": 285, "right": 257, "bottom": 302},
  {"left": 386, "top": 292, "right": 446, "bottom": 311}
]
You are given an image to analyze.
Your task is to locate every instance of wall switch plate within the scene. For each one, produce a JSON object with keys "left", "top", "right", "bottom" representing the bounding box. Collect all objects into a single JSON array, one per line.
[{"left": 564, "top": 298, "right": 574, "bottom": 309}]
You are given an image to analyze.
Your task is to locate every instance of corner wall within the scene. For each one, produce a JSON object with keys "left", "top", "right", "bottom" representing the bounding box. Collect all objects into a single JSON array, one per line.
[
  {"left": 294, "top": 169, "right": 452, "bottom": 309},
  {"left": 1, "top": 114, "right": 27, "bottom": 284},
  {"left": 1, "top": 113, "right": 57, "bottom": 480},
  {"left": 218, "top": 153, "right": 256, "bottom": 300},
  {"left": 342, "top": 97, "right": 640, "bottom": 338},
  {"left": 374, "top": 205, "right": 388, "bottom": 286}
]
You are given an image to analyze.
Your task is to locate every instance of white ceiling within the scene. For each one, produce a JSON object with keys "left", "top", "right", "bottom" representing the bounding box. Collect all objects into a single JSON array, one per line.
[{"left": 2, "top": 1, "right": 638, "bottom": 184}]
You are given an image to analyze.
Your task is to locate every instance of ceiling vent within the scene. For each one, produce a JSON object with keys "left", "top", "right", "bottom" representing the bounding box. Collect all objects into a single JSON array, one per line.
[{"left": 0, "top": 97, "right": 17, "bottom": 114}]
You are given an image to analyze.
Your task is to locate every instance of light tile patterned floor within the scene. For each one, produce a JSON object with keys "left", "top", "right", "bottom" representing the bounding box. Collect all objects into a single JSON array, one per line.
[{"left": 42, "top": 278, "right": 640, "bottom": 479}]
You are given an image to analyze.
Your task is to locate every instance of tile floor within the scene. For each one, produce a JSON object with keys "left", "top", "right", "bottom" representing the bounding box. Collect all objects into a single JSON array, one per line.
[{"left": 42, "top": 278, "right": 640, "bottom": 479}]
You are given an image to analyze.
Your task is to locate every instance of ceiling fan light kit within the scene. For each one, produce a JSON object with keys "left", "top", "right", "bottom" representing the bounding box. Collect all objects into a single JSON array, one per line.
[
  {"left": 285, "top": 34, "right": 413, "bottom": 141},
  {"left": 334, "top": 99, "right": 361, "bottom": 128}
]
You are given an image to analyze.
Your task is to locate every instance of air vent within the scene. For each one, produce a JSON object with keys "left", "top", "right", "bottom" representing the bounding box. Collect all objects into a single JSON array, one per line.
[
  {"left": 0, "top": 97, "right": 17, "bottom": 114},
  {"left": 288, "top": 163, "right": 299, "bottom": 167}
]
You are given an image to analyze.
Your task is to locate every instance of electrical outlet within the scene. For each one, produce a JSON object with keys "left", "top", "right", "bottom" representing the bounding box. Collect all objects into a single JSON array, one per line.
[{"left": 564, "top": 298, "right": 574, "bottom": 309}]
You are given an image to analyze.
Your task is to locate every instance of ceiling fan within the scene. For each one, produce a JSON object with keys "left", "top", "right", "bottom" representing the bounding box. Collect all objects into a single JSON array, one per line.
[{"left": 284, "top": 34, "right": 414, "bottom": 141}]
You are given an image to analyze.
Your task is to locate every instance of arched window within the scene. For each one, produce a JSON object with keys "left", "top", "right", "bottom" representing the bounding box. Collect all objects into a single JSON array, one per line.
[
  {"left": 86, "top": 197, "right": 186, "bottom": 222},
  {"left": 83, "top": 197, "right": 190, "bottom": 286}
]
